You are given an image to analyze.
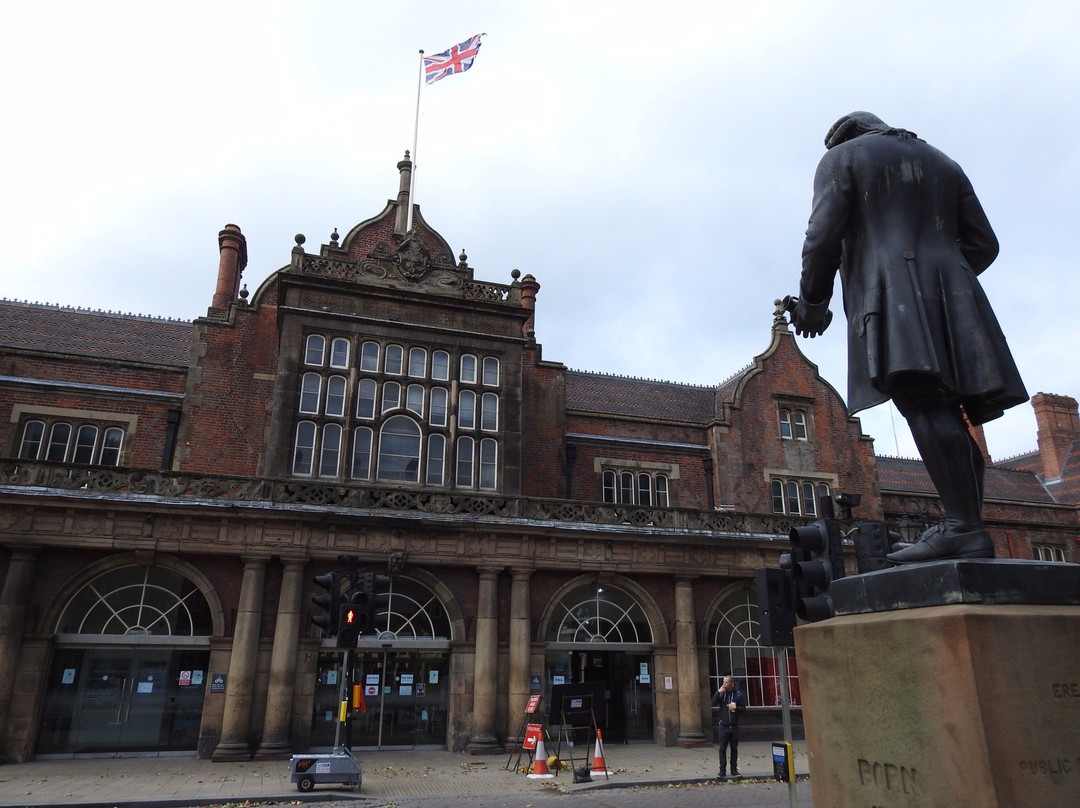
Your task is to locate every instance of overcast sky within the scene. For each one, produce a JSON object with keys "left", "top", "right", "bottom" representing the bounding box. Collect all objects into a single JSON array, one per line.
[{"left": 2, "top": 1, "right": 1077, "bottom": 463}]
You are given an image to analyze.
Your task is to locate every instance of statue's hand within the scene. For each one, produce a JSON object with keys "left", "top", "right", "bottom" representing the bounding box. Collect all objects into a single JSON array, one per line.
[{"left": 794, "top": 297, "right": 832, "bottom": 338}]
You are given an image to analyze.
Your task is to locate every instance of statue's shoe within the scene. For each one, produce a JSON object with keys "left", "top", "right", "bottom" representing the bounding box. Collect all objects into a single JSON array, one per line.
[{"left": 886, "top": 523, "right": 994, "bottom": 564}]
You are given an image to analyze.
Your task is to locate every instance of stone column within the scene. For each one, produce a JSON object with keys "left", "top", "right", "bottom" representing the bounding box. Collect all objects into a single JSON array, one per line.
[
  {"left": 255, "top": 558, "right": 306, "bottom": 759},
  {"left": 468, "top": 566, "right": 502, "bottom": 753},
  {"left": 213, "top": 555, "right": 268, "bottom": 760},
  {"left": 506, "top": 567, "right": 534, "bottom": 741},
  {"left": 0, "top": 545, "right": 39, "bottom": 740},
  {"left": 675, "top": 575, "right": 708, "bottom": 746}
]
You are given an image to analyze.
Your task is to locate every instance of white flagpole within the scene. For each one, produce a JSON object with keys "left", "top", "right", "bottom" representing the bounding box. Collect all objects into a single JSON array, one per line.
[{"left": 407, "top": 49, "right": 425, "bottom": 234}]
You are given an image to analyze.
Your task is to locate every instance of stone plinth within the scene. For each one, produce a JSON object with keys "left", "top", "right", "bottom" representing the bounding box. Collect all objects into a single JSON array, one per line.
[{"left": 796, "top": 602, "right": 1080, "bottom": 808}]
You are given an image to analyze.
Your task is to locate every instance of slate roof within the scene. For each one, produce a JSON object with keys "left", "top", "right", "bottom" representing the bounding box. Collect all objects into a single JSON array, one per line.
[
  {"left": 876, "top": 455, "right": 1056, "bottom": 503},
  {"left": 0, "top": 300, "right": 193, "bottom": 366},
  {"left": 564, "top": 369, "right": 717, "bottom": 423}
]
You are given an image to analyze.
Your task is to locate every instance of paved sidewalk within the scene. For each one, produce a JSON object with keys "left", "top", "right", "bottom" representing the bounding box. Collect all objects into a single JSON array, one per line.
[{"left": 0, "top": 741, "right": 808, "bottom": 807}]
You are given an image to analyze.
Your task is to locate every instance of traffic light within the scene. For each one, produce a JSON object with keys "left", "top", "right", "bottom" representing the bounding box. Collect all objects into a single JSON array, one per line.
[
  {"left": 852, "top": 520, "right": 894, "bottom": 573},
  {"left": 311, "top": 571, "right": 341, "bottom": 637},
  {"left": 755, "top": 567, "right": 796, "bottom": 647},
  {"left": 337, "top": 595, "right": 361, "bottom": 649},
  {"left": 361, "top": 570, "right": 391, "bottom": 637},
  {"left": 787, "top": 518, "right": 845, "bottom": 622}
]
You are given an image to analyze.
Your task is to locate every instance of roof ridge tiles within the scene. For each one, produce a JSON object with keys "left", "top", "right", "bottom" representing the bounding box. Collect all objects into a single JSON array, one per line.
[{"left": 0, "top": 298, "right": 192, "bottom": 324}]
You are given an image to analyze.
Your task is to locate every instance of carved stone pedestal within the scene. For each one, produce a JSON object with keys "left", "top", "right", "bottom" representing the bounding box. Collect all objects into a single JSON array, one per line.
[{"left": 795, "top": 561, "right": 1080, "bottom": 808}]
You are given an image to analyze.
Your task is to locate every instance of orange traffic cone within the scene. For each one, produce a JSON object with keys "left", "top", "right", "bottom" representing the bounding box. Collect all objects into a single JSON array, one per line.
[
  {"left": 590, "top": 728, "right": 613, "bottom": 777},
  {"left": 527, "top": 735, "right": 555, "bottom": 779}
]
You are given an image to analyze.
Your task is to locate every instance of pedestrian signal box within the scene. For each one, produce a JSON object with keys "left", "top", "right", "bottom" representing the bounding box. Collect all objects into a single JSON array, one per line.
[{"left": 772, "top": 741, "right": 795, "bottom": 782}]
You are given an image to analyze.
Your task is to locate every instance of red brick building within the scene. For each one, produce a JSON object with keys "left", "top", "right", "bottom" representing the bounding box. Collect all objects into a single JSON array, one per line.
[{"left": 1, "top": 156, "right": 1076, "bottom": 761}]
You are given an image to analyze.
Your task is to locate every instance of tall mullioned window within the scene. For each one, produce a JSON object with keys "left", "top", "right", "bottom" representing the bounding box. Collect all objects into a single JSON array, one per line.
[{"left": 291, "top": 333, "right": 502, "bottom": 490}]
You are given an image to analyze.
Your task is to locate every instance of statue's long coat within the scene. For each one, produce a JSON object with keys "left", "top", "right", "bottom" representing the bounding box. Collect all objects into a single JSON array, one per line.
[{"left": 800, "top": 129, "right": 1028, "bottom": 425}]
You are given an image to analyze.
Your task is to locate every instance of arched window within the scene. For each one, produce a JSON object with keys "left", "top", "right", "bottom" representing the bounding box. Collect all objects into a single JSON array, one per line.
[
  {"left": 460, "top": 354, "right": 477, "bottom": 383},
  {"left": 325, "top": 376, "right": 347, "bottom": 417},
  {"left": 432, "top": 350, "right": 450, "bottom": 381},
  {"left": 19, "top": 420, "right": 45, "bottom": 459},
  {"left": 385, "top": 344, "right": 404, "bottom": 375},
  {"left": 56, "top": 565, "right": 213, "bottom": 636},
  {"left": 430, "top": 387, "right": 448, "bottom": 426},
  {"left": 351, "top": 427, "right": 373, "bottom": 480},
  {"left": 786, "top": 481, "right": 800, "bottom": 514},
  {"left": 456, "top": 436, "right": 474, "bottom": 487},
  {"left": 377, "top": 416, "right": 421, "bottom": 483},
  {"left": 426, "top": 434, "right": 446, "bottom": 485},
  {"left": 360, "top": 341, "right": 380, "bottom": 372},
  {"left": 547, "top": 582, "right": 652, "bottom": 644},
  {"left": 330, "top": 337, "right": 351, "bottom": 368},
  {"left": 802, "top": 482, "right": 818, "bottom": 516},
  {"left": 708, "top": 587, "right": 799, "bottom": 708},
  {"left": 381, "top": 381, "right": 401, "bottom": 413},
  {"left": 101, "top": 428, "right": 123, "bottom": 466},
  {"left": 305, "top": 334, "right": 326, "bottom": 366},
  {"left": 73, "top": 425, "right": 98, "bottom": 464},
  {"left": 408, "top": 347, "right": 427, "bottom": 378},
  {"left": 46, "top": 422, "right": 71, "bottom": 461},
  {"left": 602, "top": 470, "right": 617, "bottom": 503},
  {"left": 482, "top": 356, "right": 500, "bottom": 386},
  {"left": 459, "top": 390, "right": 476, "bottom": 429},
  {"left": 637, "top": 473, "right": 653, "bottom": 506},
  {"left": 319, "top": 423, "right": 342, "bottom": 476},
  {"left": 299, "top": 373, "right": 321, "bottom": 414},
  {"left": 293, "top": 421, "right": 317, "bottom": 475},
  {"left": 356, "top": 379, "right": 377, "bottom": 419},
  {"left": 620, "top": 471, "right": 634, "bottom": 503},
  {"left": 479, "top": 438, "right": 497, "bottom": 489},
  {"left": 480, "top": 392, "right": 498, "bottom": 431},
  {"left": 365, "top": 577, "right": 452, "bottom": 640},
  {"left": 406, "top": 384, "right": 425, "bottom": 417},
  {"left": 655, "top": 475, "right": 670, "bottom": 507}
]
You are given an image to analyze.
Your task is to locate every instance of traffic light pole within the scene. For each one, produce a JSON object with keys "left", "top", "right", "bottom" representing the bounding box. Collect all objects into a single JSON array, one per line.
[
  {"left": 334, "top": 649, "right": 351, "bottom": 750},
  {"left": 777, "top": 650, "right": 799, "bottom": 808}
]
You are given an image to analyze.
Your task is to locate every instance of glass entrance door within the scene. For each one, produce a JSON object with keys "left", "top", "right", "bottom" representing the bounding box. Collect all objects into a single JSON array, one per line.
[
  {"left": 544, "top": 649, "right": 655, "bottom": 743},
  {"left": 312, "top": 648, "right": 449, "bottom": 750},
  {"left": 38, "top": 646, "right": 209, "bottom": 754}
]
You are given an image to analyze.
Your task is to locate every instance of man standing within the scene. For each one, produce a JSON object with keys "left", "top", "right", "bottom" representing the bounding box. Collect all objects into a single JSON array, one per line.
[
  {"left": 711, "top": 675, "right": 746, "bottom": 777},
  {"left": 793, "top": 112, "right": 1028, "bottom": 563}
]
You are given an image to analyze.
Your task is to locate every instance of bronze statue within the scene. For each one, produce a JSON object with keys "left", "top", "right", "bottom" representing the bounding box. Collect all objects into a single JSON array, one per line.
[{"left": 790, "top": 112, "right": 1028, "bottom": 563}]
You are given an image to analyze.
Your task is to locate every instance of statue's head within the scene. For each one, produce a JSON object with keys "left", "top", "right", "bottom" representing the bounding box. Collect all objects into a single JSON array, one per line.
[{"left": 825, "top": 111, "right": 889, "bottom": 149}]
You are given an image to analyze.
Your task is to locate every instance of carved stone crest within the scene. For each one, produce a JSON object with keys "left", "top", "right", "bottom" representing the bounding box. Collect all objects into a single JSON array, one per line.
[{"left": 396, "top": 230, "right": 432, "bottom": 282}]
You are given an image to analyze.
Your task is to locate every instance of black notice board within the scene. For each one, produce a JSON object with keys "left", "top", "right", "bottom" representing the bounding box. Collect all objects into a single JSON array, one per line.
[{"left": 550, "top": 681, "right": 604, "bottom": 725}]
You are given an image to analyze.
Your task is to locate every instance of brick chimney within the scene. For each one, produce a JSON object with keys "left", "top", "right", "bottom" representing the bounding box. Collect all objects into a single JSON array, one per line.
[
  {"left": 1032, "top": 393, "right": 1080, "bottom": 480},
  {"left": 212, "top": 224, "right": 247, "bottom": 311}
]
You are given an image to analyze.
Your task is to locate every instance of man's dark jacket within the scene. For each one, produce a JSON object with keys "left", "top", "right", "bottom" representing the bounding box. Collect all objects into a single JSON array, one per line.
[{"left": 800, "top": 113, "right": 1027, "bottom": 425}]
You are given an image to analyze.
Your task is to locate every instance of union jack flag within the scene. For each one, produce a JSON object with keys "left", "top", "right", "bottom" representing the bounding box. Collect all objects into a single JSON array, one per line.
[{"left": 424, "top": 34, "right": 485, "bottom": 85}]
